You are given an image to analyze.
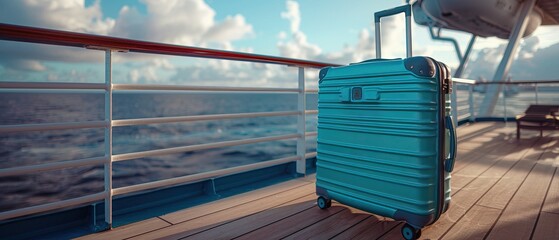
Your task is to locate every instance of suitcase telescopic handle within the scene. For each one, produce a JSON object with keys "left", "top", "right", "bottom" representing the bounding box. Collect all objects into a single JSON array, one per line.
[
  {"left": 374, "top": 5, "right": 412, "bottom": 59},
  {"left": 444, "top": 115, "right": 457, "bottom": 172}
]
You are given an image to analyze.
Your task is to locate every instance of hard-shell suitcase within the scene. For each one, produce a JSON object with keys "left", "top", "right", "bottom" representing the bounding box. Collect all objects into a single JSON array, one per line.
[{"left": 315, "top": 5, "right": 457, "bottom": 240}]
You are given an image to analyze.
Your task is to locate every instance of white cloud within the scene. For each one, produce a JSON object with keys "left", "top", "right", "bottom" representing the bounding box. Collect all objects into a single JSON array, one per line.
[
  {"left": 518, "top": 37, "right": 539, "bottom": 59},
  {"left": 0, "top": 0, "right": 113, "bottom": 71},
  {"left": 2, "top": 60, "right": 47, "bottom": 72},
  {"left": 281, "top": 0, "right": 301, "bottom": 33},
  {"left": 127, "top": 59, "right": 175, "bottom": 83},
  {"left": 128, "top": 68, "right": 141, "bottom": 83},
  {"left": 127, "top": 67, "right": 158, "bottom": 84},
  {"left": 0, "top": 0, "right": 254, "bottom": 83},
  {"left": 0, "top": 0, "right": 115, "bottom": 34},
  {"left": 111, "top": 0, "right": 253, "bottom": 46},
  {"left": 276, "top": 0, "right": 409, "bottom": 64},
  {"left": 277, "top": 1, "right": 321, "bottom": 60},
  {"left": 169, "top": 61, "right": 298, "bottom": 88},
  {"left": 203, "top": 14, "right": 254, "bottom": 43},
  {"left": 152, "top": 58, "right": 175, "bottom": 70},
  {"left": 43, "top": 68, "right": 101, "bottom": 83},
  {"left": 111, "top": 1, "right": 211, "bottom": 45},
  {"left": 278, "top": 31, "right": 322, "bottom": 59},
  {"left": 464, "top": 36, "right": 559, "bottom": 81}
]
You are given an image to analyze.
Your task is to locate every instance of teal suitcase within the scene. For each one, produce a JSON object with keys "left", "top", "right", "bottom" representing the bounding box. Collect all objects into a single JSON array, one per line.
[{"left": 315, "top": 5, "right": 457, "bottom": 240}]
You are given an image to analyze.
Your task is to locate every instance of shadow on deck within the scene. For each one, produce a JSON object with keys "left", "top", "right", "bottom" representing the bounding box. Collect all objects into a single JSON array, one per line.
[{"left": 78, "top": 122, "right": 559, "bottom": 240}]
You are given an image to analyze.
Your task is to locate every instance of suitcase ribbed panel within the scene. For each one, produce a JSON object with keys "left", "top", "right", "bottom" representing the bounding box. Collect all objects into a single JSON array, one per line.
[{"left": 316, "top": 58, "right": 446, "bottom": 224}]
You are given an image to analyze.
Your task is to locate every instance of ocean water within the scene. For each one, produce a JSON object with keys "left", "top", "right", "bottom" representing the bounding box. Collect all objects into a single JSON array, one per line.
[{"left": 0, "top": 92, "right": 318, "bottom": 211}]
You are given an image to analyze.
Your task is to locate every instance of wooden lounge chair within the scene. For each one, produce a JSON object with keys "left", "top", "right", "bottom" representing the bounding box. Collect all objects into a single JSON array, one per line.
[{"left": 516, "top": 105, "right": 559, "bottom": 139}]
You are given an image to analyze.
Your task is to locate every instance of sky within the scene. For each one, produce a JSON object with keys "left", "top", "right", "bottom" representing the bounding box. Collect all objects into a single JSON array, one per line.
[{"left": 0, "top": 0, "right": 558, "bottom": 88}]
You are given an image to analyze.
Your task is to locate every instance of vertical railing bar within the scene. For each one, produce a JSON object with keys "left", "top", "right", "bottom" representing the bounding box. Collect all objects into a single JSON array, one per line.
[
  {"left": 468, "top": 84, "right": 475, "bottom": 122},
  {"left": 296, "top": 67, "right": 306, "bottom": 175},
  {"left": 503, "top": 84, "right": 508, "bottom": 124},
  {"left": 535, "top": 83, "right": 539, "bottom": 104},
  {"left": 451, "top": 84, "right": 458, "bottom": 127},
  {"left": 104, "top": 49, "right": 113, "bottom": 228}
]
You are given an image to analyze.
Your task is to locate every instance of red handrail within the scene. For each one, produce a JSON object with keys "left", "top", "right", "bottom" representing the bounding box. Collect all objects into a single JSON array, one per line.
[{"left": 0, "top": 23, "right": 339, "bottom": 68}]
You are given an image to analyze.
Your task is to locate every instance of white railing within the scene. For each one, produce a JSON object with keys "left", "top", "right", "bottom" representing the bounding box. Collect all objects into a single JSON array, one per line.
[
  {"left": 0, "top": 23, "right": 335, "bottom": 226},
  {"left": 451, "top": 79, "right": 559, "bottom": 124},
  {"left": 452, "top": 78, "right": 477, "bottom": 124}
]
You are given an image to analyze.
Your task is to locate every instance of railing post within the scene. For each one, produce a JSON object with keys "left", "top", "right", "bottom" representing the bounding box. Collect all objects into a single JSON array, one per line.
[
  {"left": 468, "top": 85, "right": 475, "bottom": 122},
  {"left": 296, "top": 67, "right": 306, "bottom": 175},
  {"left": 451, "top": 84, "right": 458, "bottom": 126},
  {"left": 535, "top": 83, "right": 539, "bottom": 104},
  {"left": 502, "top": 86, "right": 508, "bottom": 124},
  {"left": 104, "top": 50, "right": 113, "bottom": 229}
]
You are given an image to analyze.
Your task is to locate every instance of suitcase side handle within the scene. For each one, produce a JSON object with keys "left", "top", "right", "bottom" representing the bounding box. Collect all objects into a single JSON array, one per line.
[
  {"left": 374, "top": 5, "right": 412, "bottom": 59},
  {"left": 444, "top": 115, "right": 457, "bottom": 172}
]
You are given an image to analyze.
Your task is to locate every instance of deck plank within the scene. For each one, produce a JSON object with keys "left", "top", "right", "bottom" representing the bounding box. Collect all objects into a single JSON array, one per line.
[
  {"left": 129, "top": 184, "right": 315, "bottom": 239},
  {"left": 441, "top": 205, "right": 501, "bottom": 240},
  {"left": 451, "top": 132, "right": 536, "bottom": 193},
  {"left": 526, "top": 146, "right": 559, "bottom": 240},
  {"left": 531, "top": 212, "right": 559, "bottom": 240},
  {"left": 75, "top": 218, "right": 171, "bottom": 240},
  {"left": 451, "top": 133, "right": 536, "bottom": 191},
  {"left": 161, "top": 178, "right": 313, "bottom": 224},
  {"left": 485, "top": 162, "right": 556, "bottom": 240},
  {"left": 455, "top": 122, "right": 500, "bottom": 144},
  {"left": 437, "top": 136, "right": 545, "bottom": 239},
  {"left": 476, "top": 160, "right": 536, "bottom": 210},
  {"left": 420, "top": 136, "right": 539, "bottom": 239},
  {"left": 474, "top": 135, "right": 549, "bottom": 210},
  {"left": 453, "top": 136, "right": 508, "bottom": 173},
  {"left": 282, "top": 206, "right": 370, "bottom": 240},
  {"left": 455, "top": 124, "right": 512, "bottom": 151},
  {"left": 329, "top": 215, "right": 387, "bottom": 240},
  {"left": 456, "top": 123, "right": 514, "bottom": 156},
  {"left": 540, "top": 149, "right": 559, "bottom": 214},
  {"left": 375, "top": 222, "right": 405, "bottom": 240},
  {"left": 441, "top": 138, "right": 554, "bottom": 240},
  {"left": 234, "top": 203, "right": 347, "bottom": 240},
  {"left": 184, "top": 194, "right": 317, "bottom": 240}
]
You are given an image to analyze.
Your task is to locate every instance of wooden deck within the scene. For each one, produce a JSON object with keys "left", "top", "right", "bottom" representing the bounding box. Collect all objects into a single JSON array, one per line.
[{"left": 78, "top": 122, "right": 559, "bottom": 240}]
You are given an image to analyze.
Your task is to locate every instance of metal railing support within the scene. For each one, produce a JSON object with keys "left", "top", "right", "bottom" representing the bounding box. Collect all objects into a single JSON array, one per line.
[
  {"left": 112, "top": 84, "right": 299, "bottom": 92},
  {"left": 0, "top": 192, "right": 105, "bottom": 221},
  {"left": 0, "top": 156, "right": 107, "bottom": 177},
  {"left": 535, "top": 83, "right": 539, "bottom": 104},
  {"left": 428, "top": 26, "right": 462, "bottom": 63},
  {"left": 468, "top": 85, "right": 475, "bottom": 122},
  {"left": 103, "top": 50, "right": 113, "bottom": 228},
  {"left": 454, "top": 35, "right": 476, "bottom": 78},
  {"left": 477, "top": 0, "right": 537, "bottom": 116},
  {"left": 0, "top": 121, "right": 107, "bottom": 133},
  {"left": 451, "top": 86, "right": 458, "bottom": 127},
  {"left": 112, "top": 111, "right": 300, "bottom": 127},
  {"left": 296, "top": 67, "right": 306, "bottom": 175},
  {"left": 112, "top": 134, "right": 300, "bottom": 162},
  {"left": 503, "top": 90, "right": 508, "bottom": 124}
]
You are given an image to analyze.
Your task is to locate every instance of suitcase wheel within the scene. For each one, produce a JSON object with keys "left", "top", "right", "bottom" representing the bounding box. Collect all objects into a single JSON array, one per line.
[
  {"left": 316, "top": 196, "right": 331, "bottom": 210},
  {"left": 401, "top": 223, "right": 422, "bottom": 240}
]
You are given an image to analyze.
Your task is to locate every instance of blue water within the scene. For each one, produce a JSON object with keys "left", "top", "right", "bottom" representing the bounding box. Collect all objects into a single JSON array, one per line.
[{"left": 0, "top": 92, "right": 318, "bottom": 211}]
